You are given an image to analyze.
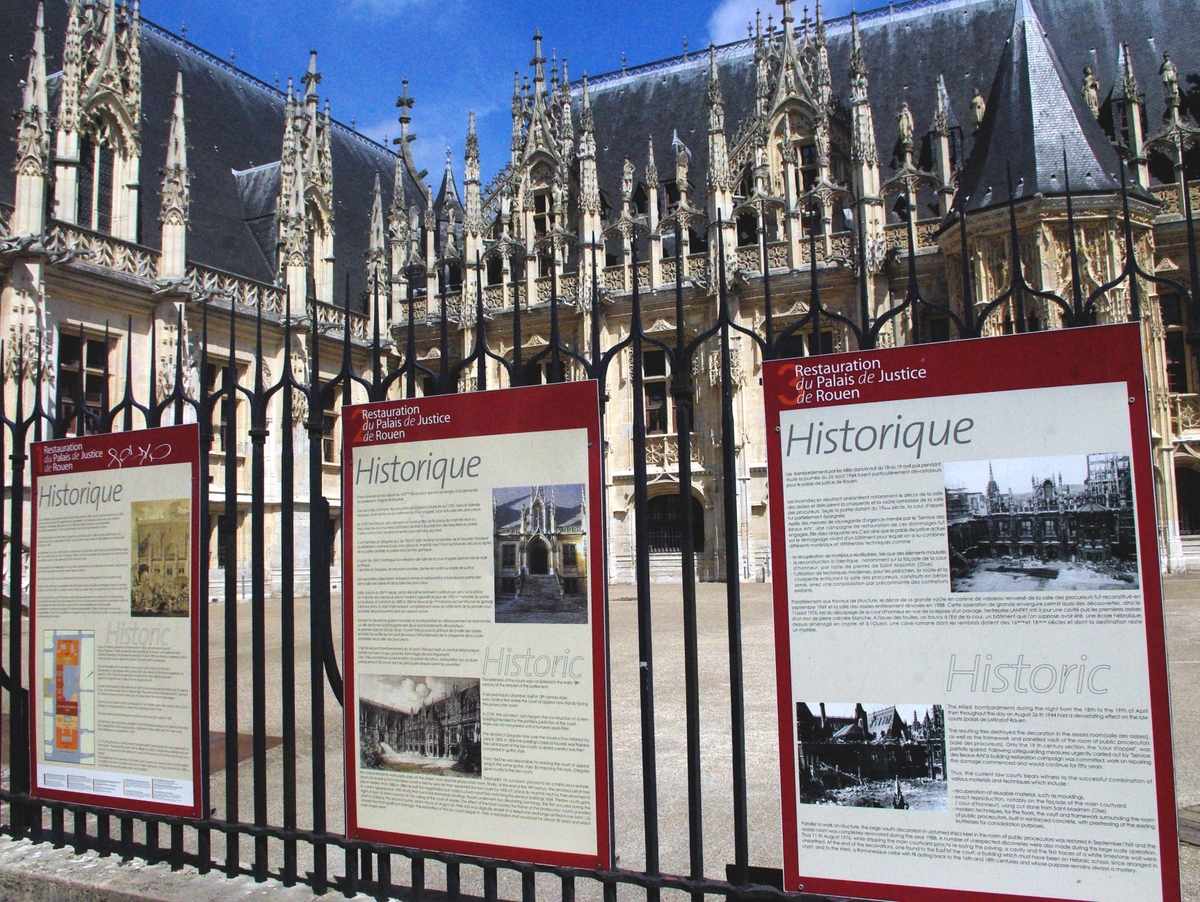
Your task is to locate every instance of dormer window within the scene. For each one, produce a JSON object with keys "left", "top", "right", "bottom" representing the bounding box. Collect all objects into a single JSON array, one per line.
[
  {"left": 534, "top": 191, "right": 553, "bottom": 236},
  {"left": 797, "top": 143, "right": 817, "bottom": 192},
  {"left": 77, "top": 136, "right": 116, "bottom": 234}
]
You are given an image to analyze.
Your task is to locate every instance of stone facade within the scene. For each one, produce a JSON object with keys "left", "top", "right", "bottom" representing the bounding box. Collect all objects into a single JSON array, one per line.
[{"left": 3, "top": 0, "right": 1200, "bottom": 589}]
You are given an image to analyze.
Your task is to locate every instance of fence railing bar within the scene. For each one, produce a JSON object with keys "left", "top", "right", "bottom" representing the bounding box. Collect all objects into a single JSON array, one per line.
[
  {"left": 222, "top": 300, "right": 241, "bottom": 876},
  {"left": 671, "top": 218, "right": 706, "bottom": 897},
  {"left": 280, "top": 287, "right": 299, "bottom": 885},
  {"left": 627, "top": 236, "right": 662, "bottom": 896},
  {"left": 251, "top": 297, "right": 270, "bottom": 881},
  {"left": 196, "top": 301, "right": 214, "bottom": 873},
  {"left": 715, "top": 221, "right": 750, "bottom": 886},
  {"left": 307, "top": 285, "right": 330, "bottom": 893}
]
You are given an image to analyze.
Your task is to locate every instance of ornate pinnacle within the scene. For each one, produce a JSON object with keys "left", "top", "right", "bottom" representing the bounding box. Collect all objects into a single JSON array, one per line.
[
  {"left": 850, "top": 11, "right": 867, "bottom": 79},
  {"left": 531, "top": 29, "right": 546, "bottom": 87},
  {"left": 302, "top": 50, "right": 321, "bottom": 101},
  {"left": 646, "top": 136, "right": 658, "bottom": 189},
  {"left": 465, "top": 110, "right": 478, "bottom": 164},
  {"left": 1121, "top": 42, "right": 1139, "bottom": 101},
  {"left": 396, "top": 77, "right": 414, "bottom": 124}
]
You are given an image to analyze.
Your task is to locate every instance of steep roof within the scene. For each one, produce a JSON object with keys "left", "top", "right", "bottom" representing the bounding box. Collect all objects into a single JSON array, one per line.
[
  {"left": 956, "top": 0, "right": 1122, "bottom": 211},
  {"left": 575, "top": 0, "right": 1200, "bottom": 219},
  {"left": 0, "top": 0, "right": 422, "bottom": 313}
]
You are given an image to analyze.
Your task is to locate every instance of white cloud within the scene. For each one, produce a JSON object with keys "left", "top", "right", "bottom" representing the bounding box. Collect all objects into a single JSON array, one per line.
[{"left": 707, "top": 0, "right": 865, "bottom": 46}]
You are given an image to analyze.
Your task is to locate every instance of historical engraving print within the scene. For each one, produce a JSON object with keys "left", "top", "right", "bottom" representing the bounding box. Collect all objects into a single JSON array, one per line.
[
  {"left": 130, "top": 498, "right": 191, "bottom": 616},
  {"left": 493, "top": 484, "right": 588, "bottom": 624},
  {"left": 358, "top": 675, "right": 482, "bottom": 777},
  {"left": 797, "top": 702, "right": 947, "bottom": 810},
  {"left": 945, "top": 454, "right": 1138, "bottom": 592}
]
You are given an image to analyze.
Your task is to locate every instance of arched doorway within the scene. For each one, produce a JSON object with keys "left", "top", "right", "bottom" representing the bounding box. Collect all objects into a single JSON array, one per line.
[
  {"left": 527, "top": 539, "right": 550, "bottom": 575},
  {"left": 1176, "top": 466, "right": 1200, "bottom": 534},
  {"left": 645, "top": 494, "right": 705, "bottom": 552}
]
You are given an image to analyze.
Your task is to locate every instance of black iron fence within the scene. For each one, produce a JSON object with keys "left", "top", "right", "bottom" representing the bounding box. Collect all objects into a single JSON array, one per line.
[{"left": 0, "top": 157, "right": 1192, "bottom": 902}]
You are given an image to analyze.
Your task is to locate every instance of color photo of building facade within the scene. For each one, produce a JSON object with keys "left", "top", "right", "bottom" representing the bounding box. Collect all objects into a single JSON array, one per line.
[{"left": 3, "top": 0, "right": 1200, "bottom": 586}]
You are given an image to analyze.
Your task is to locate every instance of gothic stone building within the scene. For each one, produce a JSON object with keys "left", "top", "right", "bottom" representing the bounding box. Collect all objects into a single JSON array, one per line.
[
  {"left": 493, "top": 485, "right": 588, "bottom": 602},
  {"left": 3, "top": 0, "right": 1200, "bottom": 588}
]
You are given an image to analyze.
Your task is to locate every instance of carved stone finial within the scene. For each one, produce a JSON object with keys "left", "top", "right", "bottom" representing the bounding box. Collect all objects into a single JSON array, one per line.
[
  {"left": 1082, "top": 66, "right": 1100, "bottom": 118},
  {"left": 302, "top": 49, "right": 321, "bottom": 99},
  {"left": 159, "top": 69, "right": 189, "bottom": 229},
  {"left": 1120, "top": 42, "right": 1139, "bottom": 101}
]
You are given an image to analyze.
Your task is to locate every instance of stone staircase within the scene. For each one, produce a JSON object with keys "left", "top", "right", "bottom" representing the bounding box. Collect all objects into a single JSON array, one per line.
[{"left": 519, "top": 574, "right": 563, "bottom": 603}]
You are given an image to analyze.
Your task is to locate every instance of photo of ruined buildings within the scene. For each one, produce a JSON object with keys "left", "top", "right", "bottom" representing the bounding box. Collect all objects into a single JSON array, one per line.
[
  {"left": 358, "top": 676, "right": 482, "bottom": 777},
  {"left": 945, "top": 453, "right": 1138, "bottom": 592},
  {"left": 797, "top": 702, "right": 947, "bottom": 810}
]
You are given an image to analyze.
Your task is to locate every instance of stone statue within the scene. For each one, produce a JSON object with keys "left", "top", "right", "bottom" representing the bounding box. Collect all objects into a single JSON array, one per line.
[
  {"left": 970, "top": 87, "right": 986, "bottom": 129},
  {"left": 896, "top": 102, "right": 914, "bottom": 150},
  {"left": 621, "top": 157, "right": 635, "bottom": 202},
  {"left": 1082, "top": 66, "right": 1100, "bottom": 118},
  {"left": 1161, "top": 52, "right": 1180, "bottom": 107}
]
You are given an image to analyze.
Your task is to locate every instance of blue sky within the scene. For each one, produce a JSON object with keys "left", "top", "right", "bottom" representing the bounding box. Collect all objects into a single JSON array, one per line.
[{"left": 140, "top": 0, "right": 884, "bottom": 188}]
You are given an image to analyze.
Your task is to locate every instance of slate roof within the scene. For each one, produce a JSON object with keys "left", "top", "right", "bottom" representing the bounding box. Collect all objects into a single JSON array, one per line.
[
  {"left": 576, "top": 0, "right": 1200, "bottom": 219},
  {"left": 956, "top": 0, "right": 1122, "bottom": 211},
  {"left": 0, "top": 0, "right": 423, "bottom": 313}
]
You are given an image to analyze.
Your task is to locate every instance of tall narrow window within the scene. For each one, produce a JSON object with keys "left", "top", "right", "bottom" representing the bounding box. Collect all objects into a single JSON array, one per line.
[
  {"left": 95, "top": 143, "right": 114, "bottom": 234},
  {"left": 204, "top": 361, "right": 240, "bottom": 453},
  {"left": 320, "top": 384, "right": 338, "bottom": 463},
  {"left": 806, "top": 331, "right": 834, "bottom": 355},
  {"left": 57, "top": 332, "right": 108, "bottom": 434},
  {"left": 798, "top": 143, "right": 818, "bottom": 191},
  {"left": 77, "top": 137, "right": 95, "bottom": 228},
  {"left": 643, "top": 349, "right": 673, "bottom": 435}
]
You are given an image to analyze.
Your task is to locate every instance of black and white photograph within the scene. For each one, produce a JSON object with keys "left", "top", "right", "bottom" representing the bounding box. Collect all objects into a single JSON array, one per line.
[
  {"left": 493, "top": 484, "right": 589, "bottom": 624},
  {"left": 944, "top": 453, "right": 1138, "bottom": 592},
  {"left": 796, "top": 702, "right": 947, "bottom": 809},
  {"left": 358, "top": 675, "right": 481, "bottom": 776},
  {"left": 129, "top": 499, "right": 191, "bottom": 617}
]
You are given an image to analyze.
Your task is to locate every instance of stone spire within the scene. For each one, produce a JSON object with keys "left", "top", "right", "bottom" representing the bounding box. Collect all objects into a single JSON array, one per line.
[
  {"left": 368, "top": 171, "right": 385, "bottom": 265},
  {"left": 558, "top": 57, "right": 574, "bottom": 162},
  {"left": 158, "top": 70, "right": 190, "bottom": 279},
  {"left": 813, "top": 0, "right": 833, "bottom": 112},
  {"left": 707, "top": 46, "right": 733, "bottom": 199},
  {"left": 931, "top": 74, "right": 959, "bottom": 216},
  {"left": 1114, "top": 42, "right": 1149, "bottom": 187},
  {"left": 12, "top": 1, "right": 50, "bottom": 237},
  {"left": 511, "top": 70, "right": 524, "bottom": 166},
  {"left": 464, "top": 111, "right": 483, "bottom": 236},
  {"left": 849, "top": 13, "right": 879, "bottom": 173},
  {"left": 578, "top": 75, "right": 601, "bottom": 236},
  {"left": 531, "top": 29, "right": 547, "bottom": 112},
  {"left": 522, "top": 31, "right": 561, "bottom": 163}
]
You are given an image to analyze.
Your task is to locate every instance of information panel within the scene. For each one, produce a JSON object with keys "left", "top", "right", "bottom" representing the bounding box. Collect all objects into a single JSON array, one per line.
[
  {"left": 342, "top": 382, "right": 611, "bottom": 869},
  {"left": 30, "top": 424, "right": 201, "bottom": 817},
  {"left": 764, "top": 325, "right": 1178, "bottom": 902}
]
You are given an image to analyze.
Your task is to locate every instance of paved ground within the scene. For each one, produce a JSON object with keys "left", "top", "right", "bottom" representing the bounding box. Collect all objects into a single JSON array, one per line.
[{"left": 7, "top": 575, "right": 1199, "bottom": 899}]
